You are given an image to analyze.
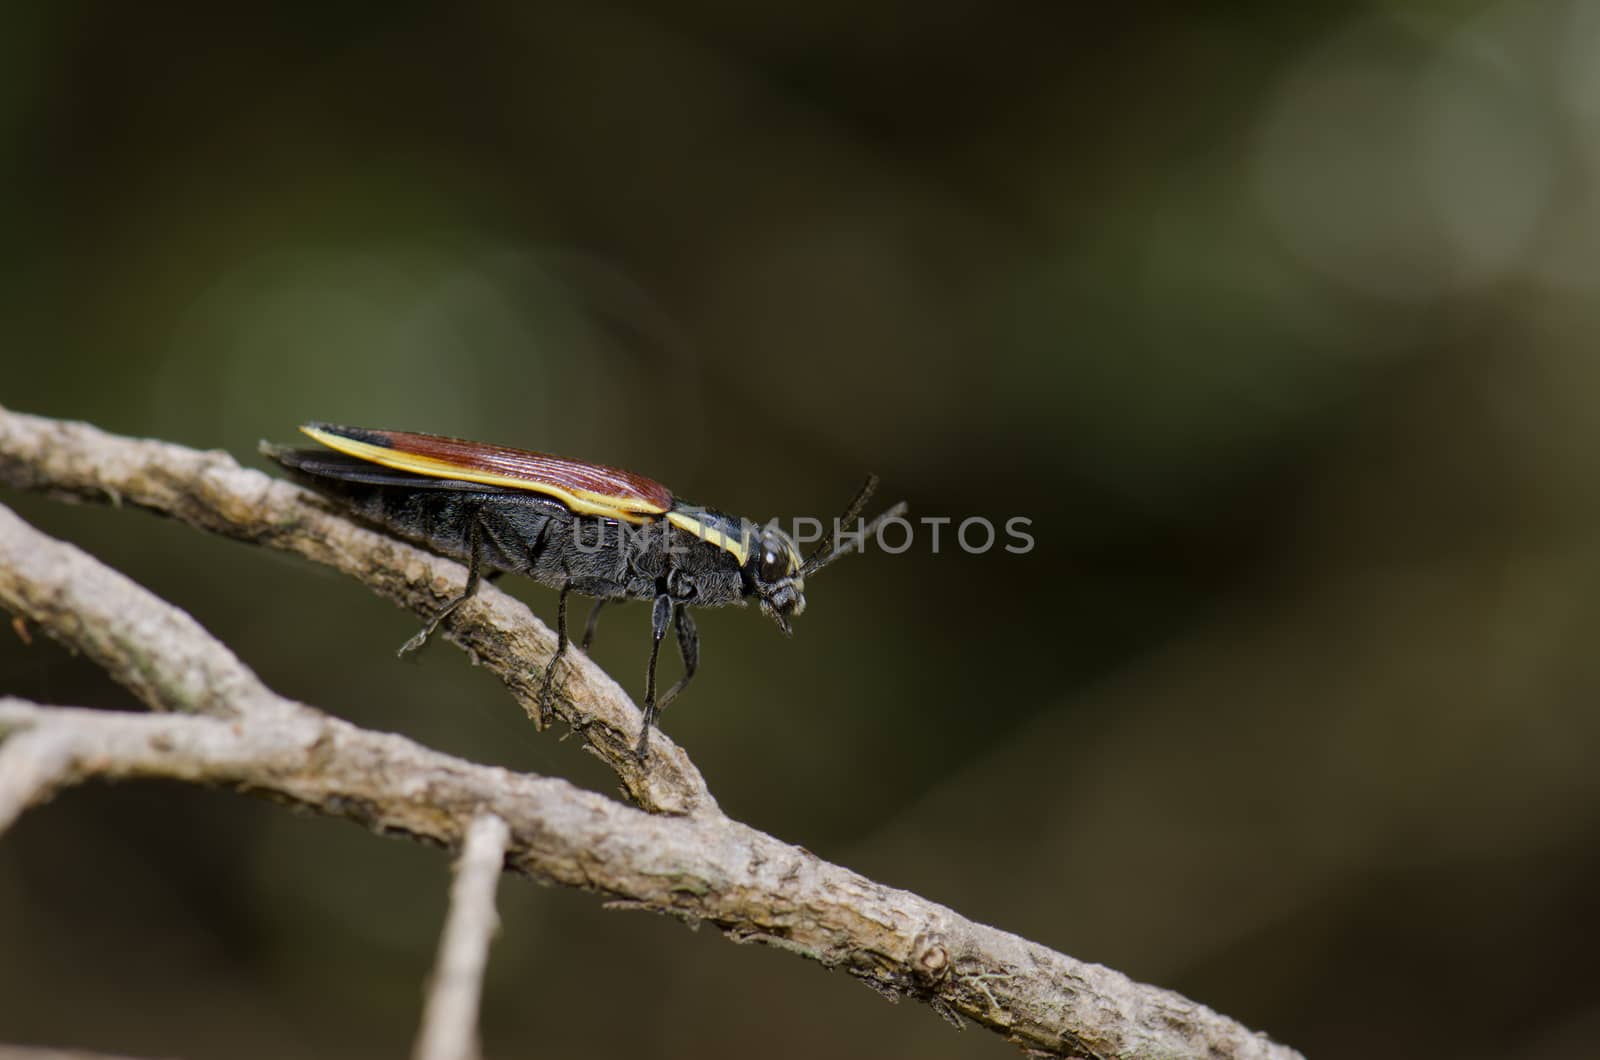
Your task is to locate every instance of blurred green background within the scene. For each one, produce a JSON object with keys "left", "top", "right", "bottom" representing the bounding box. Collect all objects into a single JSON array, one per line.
[{"left": 4, "top": 2, "right": 1600, "bottom": 1057}]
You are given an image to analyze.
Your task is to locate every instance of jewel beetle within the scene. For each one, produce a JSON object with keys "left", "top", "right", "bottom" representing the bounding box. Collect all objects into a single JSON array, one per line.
[{"left": 265, "top": 423, "right": 905, "bottom": 757}]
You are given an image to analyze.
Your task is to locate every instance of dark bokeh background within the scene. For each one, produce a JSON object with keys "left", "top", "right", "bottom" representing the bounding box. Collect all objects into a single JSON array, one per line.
[{"left": 5, "top": 2, "right": 1600, "bottom": 1057}]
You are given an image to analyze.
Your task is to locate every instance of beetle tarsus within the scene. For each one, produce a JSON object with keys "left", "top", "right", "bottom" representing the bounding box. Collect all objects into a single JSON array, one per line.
[{"left": 397, "top": 627, "right": 430, "bottom": 657}]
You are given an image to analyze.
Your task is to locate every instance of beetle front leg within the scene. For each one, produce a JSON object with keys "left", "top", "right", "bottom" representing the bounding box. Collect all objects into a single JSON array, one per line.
[{"left": 637, "top": 592, "right": 673, "bottom": 759}]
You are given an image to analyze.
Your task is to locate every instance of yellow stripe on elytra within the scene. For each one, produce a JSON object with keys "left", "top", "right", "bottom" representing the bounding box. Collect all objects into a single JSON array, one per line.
[
  {"left": 665, "top": 511, "right": 751, "bottom": 565},
  {"left": 301, "top": 425, "right": 662, "bottom": 523}
]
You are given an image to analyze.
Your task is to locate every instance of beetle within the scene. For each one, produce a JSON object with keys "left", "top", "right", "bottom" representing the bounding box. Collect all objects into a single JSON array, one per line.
[{"left": 265, "top": 423, "right": 904, "bottom": 757}]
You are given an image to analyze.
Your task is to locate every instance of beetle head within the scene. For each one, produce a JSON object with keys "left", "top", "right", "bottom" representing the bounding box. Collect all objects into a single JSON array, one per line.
[{"left": 747, "top": 524, "right": 806, "bottom": 634}]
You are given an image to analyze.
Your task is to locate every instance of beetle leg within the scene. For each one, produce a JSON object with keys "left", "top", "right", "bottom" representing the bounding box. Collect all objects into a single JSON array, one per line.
[
  {"left": 580, "top": 598, "right": 607, "bottom": 652},
  {"left": 637, "top": 592, "right": 673, "bottom": 759},
  {"left": 656, "top": 607, "right": 698, "bottom": 712},
  {"left": 537, "top": 580, "right": 571, "bottom": 728},
  {"left": 398, "top": 508, "right": 484, "bottom": 657}
]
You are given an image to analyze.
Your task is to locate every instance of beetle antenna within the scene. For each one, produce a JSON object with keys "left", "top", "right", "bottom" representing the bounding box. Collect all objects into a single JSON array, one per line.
[
  {"left": 802, "top": 475, "right": 876, "bottom": 574},
  {"left": 802, "top": 476, "right": 906, "bottom": 576},
  {"left": 806, "top": 500, "right": 908, "bottom": 575}
]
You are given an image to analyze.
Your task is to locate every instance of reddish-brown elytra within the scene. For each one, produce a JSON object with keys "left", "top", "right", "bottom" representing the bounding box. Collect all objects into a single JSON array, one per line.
[{"left": 265, "top": 423, "right": 904, "bottom": 758}]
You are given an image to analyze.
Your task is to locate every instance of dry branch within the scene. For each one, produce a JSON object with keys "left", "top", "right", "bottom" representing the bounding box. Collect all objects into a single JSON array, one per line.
[{"left": 0, "top": 407, "right": 1303, "bottom": 1060}]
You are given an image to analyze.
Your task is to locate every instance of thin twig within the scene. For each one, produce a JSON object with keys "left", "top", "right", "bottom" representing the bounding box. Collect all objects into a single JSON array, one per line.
[
  {"left": 0, "top": 727, "right": 75, "bottom": 837},
  {"left": 414, "top": 814, "right": 512, "bottom": 1060}
]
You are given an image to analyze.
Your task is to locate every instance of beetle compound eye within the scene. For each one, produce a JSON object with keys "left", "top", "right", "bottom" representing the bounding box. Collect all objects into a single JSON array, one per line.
[{"left": 759, "top": 547, "right": 787, "bottom": 583}]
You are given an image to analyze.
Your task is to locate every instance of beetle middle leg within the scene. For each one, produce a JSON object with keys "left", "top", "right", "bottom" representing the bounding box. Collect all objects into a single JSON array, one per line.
[
  {"left": 580, "top": 598, "right": 607, "bottom": 652},
  {"left": 656, "top": 607, "right": 698, "bottom": 713},
  {"left": 537, "top": 580, "right": 572, "bottom": 728},
  {"left": 398, "top": 508, "right": 484, "bottom": 657}
]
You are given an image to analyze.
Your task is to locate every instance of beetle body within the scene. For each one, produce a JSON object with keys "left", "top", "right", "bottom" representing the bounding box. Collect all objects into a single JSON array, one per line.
[
  {"left": 266, "top": 423, "right": 899, "bottom": 757},
  {"left": 276, "top": 455, "right": 763, "bottom": 609}
]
